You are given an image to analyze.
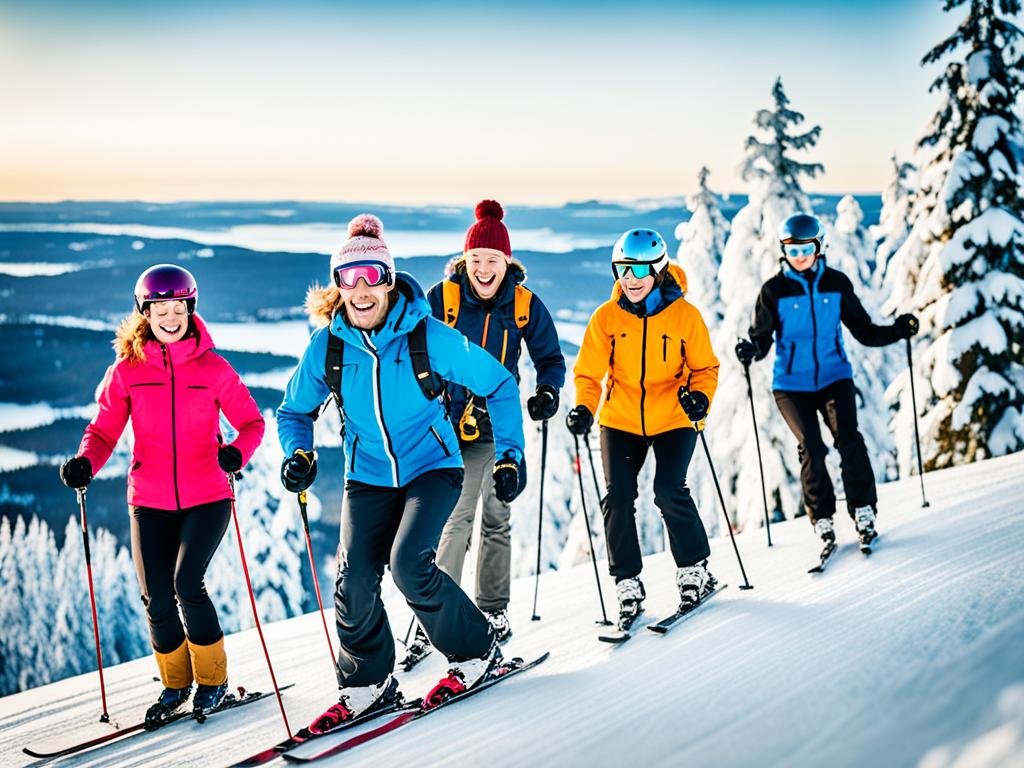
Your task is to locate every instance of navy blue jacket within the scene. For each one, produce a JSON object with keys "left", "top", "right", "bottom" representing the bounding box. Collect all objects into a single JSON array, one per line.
[
  {"left": 749, "top": 261, "right": 901, "bottom": 392},
  {"left": 427, "top": 259, "right": 566, "bottom": 442}
]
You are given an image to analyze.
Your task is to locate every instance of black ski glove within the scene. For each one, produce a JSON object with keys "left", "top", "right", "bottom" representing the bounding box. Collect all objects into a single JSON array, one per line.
[
  {"left": 493, "top": 450, "right": 527, "bottom": 503},
  {"left": 678, "top": 389, "right": 710, "bottom": 422},
  {"left": 217, "top": 444, "right": 244, "bottom": 473},
  {"left": 565, "top": 405, "right": 594, "bottom": 436},
  {"left": 735, "top": 338, "right": 756, "bottom": 366},
  {"left": 893, "top": 313, "right": 919, "bottom": 339},
  {"left": 526, "top": 385, "right": 559, "bottom": 422},
  {"left": 281, "top": 449, "right": 317, "bottom": 493},
  {"left": 60, "top": 456, "right": 93, "bottom": 489}
]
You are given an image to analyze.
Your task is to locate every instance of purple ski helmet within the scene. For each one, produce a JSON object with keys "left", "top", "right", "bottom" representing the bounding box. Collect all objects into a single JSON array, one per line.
[{"left": 134, "top": 264, "right": 198, "bottom": 314}]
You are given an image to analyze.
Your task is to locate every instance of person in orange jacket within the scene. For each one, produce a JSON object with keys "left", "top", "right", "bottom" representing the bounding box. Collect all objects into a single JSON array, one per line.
[{"left": 567, "top": 228, "right": 720, "bottom": 629}]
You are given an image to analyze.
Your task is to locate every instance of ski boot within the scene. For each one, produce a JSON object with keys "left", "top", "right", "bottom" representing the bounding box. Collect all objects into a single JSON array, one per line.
[
  {"left": 484, "top": 608, "right": 513, "bottom": 644},
  {"left": 308, "top": 675, "right": 403, "bottom": 735},
  {"left": 614, "top": 576, "right": 646, "bottom": 630},
  {"left": 424, "top": 633, "right": 502, "bottom": 710},
  {"left": 854, "top": 505, "right": 878, "bottom": 551},
  {"left": 814, "top": 517, "right": 836, "bottom": 544},
  {"left": 398, "top": 623, "right": 433, "bottom": 672},
  {"left": 676, "top": 560, "right": 716, "bottom": 611},
  {"left": 192, "top": 681, "right": 230, "bottom": 719},
  {"left": 144, "top": 686, "right": 192, "bottom": 730}
]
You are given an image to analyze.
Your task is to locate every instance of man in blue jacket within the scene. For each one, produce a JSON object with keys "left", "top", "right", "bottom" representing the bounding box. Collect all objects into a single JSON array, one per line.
[
  {"left": 276, "top": 214, "right": 527, "bottom": 732},
  {"left": 399, "top": 200, "right": 564, "bottom": 662},
  {"left": 736, "top": 213, "right": 918, "bottom": 553}
]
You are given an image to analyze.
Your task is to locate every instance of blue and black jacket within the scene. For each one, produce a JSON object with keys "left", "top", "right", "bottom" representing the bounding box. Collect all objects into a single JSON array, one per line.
[
  {"left": 426, "top": 259, "right": 566, "bottom": 442},
  {"left": 277, "top": 273, "right": 525, "bottom": 488},
  {"left": 748, "top": 261, "right": 902, "bottom": 393}
]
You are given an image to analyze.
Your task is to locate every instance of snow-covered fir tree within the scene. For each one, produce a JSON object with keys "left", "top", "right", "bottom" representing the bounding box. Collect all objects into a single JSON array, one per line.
[
  {"left": 827, "top": 195, "right": 898, "bottom": 480},
  {"left": 675, "top": 167, "right": 730, "bottom": 324},
  {"left": 886, "top": 0, "right": 1024, "bottom": 470},
  {"left": 872, "top": 154, "right": 917, "bottom": 287},
  {"left": 710, "top": 77, "right": 824, "bottom": 530}
]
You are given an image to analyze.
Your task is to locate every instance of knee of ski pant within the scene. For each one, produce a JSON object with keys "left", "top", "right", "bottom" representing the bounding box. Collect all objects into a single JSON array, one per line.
[
  {"left": 154, "top": 639, "right": 193, "bottom": 689},
  {"left": 798, "top": 438, "right": 829, "bottom": 464},
  {"left": 173, "top": 572, "right": 211, "bottom": 608},
  {"left": 389, "top": 547, "right": 439, "bottom": 604},
  {"left": 187, "top": 636, "right": 227, "bottom": 686},
  {"left": 479, "top": 510, "right": 511, "bottom": 538},
  {"left": 652, "top": 473, "right": 692, "bottom": 508},
  {"left": 334, "top": 567, "right": 381, "bottom": 618},
  {"left": 602, "top": 480, "right": 639, "bottom": 513},
  {"left": 141, "top": 588, "right": 178, "bottom": 623}
]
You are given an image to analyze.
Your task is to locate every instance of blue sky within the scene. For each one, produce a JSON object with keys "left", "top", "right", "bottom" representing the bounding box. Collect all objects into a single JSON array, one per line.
[{"left": 0, "top": 0, "right": 956, "bottom": 204}]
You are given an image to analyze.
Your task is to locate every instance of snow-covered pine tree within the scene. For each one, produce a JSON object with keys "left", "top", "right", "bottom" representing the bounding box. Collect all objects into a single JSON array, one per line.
[
  {"left": 873, "top": 155, "right": 917, "bottom": 287},
  {"left": 827, "top": 195, "right": 898, "bottom": 480},
  {"left": 676, "top": 167, "right": 730, "bottom": 324},
  {"left": 710, "top": 77, "right": 824, "bottom": 530},
  {"left": 886, "top": 0, "right": 1024, "bottom": 470}
]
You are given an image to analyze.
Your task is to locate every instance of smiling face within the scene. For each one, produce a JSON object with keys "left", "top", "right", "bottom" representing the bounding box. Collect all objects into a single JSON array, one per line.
[
  {"left": 341, "top": 277, "right": 393, "bottom": 329},
  {"left": 465, "top": 248, "right": 509, "bottom": 300},
  {"left": 618, "top": 270, "right": 656, "bottom": 304},
  {"left": 145, "top": 300, "right": 189, "bottom": 343}
]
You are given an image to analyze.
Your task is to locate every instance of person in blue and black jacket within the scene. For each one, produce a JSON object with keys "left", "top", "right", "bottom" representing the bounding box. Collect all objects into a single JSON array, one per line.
[
  {"left": 735, "top": 213, "right": 918, "bottom": 554},
  {"left": 406, "top": 200, "right": 564, "bottom": 661}
]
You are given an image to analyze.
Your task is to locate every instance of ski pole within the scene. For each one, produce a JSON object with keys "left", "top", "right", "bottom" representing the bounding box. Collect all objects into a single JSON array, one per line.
[
  {"left": 530, "top": 419, "right": 548, "bottom": 621},
  {"left": 76, "top": 488, "right": 110, "bottom": 723},
  {"left": 580, "top": 433, "right": 612, "bottom": 625},
  {"left": 400, "top": 617, "right": 416, "bottom": 648},
  {"left": 695, "top": 428, "right": 754, "bottom": 590},
  {"left": 742, "top": 361, "right": 773, "bottom": 546},
  {"left": 297, "top": 489, "right": 336, "bottom": 670},
  {"left": 906, "top": 337, "right": 930, "bottom": 508},
  {"left": 228, "top": 473, "right": 292, "bottom": 739}
]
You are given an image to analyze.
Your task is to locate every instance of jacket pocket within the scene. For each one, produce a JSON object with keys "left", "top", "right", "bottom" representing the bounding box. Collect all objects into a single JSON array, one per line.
[
  {"left": 785, "top": 343, "right": 796, "bottom": 375},
  {"left": 186, "top": 385, "right": 210, "bottom": 390},
  {"left": 349, "top": 436, "right": 359, "bottom": 472},
  {"left": 835, "top": 333, "right": 848, "bottom": 362},
  {"left": 662, "top": 334, "right": 668, "bottom": 362},
  {"left": 429, "top": 426, "right": 452, "bottom": 457},
  {"left": 129, "top": 382, "right": 165, "bottom": 388}
]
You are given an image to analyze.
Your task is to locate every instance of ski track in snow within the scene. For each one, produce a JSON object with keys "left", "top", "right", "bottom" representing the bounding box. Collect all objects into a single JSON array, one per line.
[{"left": 0, "top": 453, "right": 1022, "bottom": 767}]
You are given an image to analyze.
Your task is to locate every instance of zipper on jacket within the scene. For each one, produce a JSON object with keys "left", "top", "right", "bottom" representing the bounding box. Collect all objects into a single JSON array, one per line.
[
  {"left": 161, "top": 345, "right": 182, "bottom": 509},
  {"left": 662, "top": 334, "right": 668, "bottom": 362},
  {"left": 639, "top": 317, "right": 649, "bottom": 437},
  {"left": 429, "top": 426, "right": 452, "bottom": 457},
  {"left": 481, "top": 312, "right": 492, "bottom": 348},
  {"left": 360, "top": 331, "right": 400, "bottom": 485},
  {"left": 350, "top": 436, "right": 359, "bottom": 472},
  {"left": 809, "top": 282, "right": 820, "bottom": 389},
  {"left": 500, "top": 329, "right": 509, "bottom": 366},
  {"left": 786, "top": 342, "right": 796, "bottom": 375}
]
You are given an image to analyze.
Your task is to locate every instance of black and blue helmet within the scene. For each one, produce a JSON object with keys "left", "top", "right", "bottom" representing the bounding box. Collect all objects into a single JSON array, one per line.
[{"left": 778, "top": 213, "right": 826, "bottom": 255}]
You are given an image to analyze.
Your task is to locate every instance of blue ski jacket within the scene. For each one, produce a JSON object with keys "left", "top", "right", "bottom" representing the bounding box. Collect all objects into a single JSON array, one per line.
[
  {"left": 748, "top": 261, "right": 902, "bottom": 392},
  {"left": 277, "top": 273, "right": 525, "bottom": 488}
]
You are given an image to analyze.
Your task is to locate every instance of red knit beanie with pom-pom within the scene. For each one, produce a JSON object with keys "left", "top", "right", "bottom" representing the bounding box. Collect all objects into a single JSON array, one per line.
[
  {"left": 331, "top": 213, "right": 394, "bottom": 276},
  {"left": 464, "top": 200, "right": 511, "bottom": 259}
]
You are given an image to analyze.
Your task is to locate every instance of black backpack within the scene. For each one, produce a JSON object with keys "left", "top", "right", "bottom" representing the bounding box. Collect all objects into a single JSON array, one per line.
[{"left": 321, "top": 318, "right": 445, "bottom": 427}]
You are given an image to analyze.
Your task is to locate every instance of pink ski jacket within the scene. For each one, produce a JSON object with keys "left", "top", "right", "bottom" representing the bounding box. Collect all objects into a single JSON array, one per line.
[{"left": 78, "top": 315, "right": 265, "bottom": 510}]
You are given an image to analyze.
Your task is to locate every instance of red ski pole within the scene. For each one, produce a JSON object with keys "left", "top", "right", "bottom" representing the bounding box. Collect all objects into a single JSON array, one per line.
[
  {"left": 297, "top": 489, "right": 337, "bottom": 670},
  {"left": 76, "top": 488, "right": 110, "bottom": 723},
  {"left": 228, "top": 473, "right": 292, "bottom": 739}
]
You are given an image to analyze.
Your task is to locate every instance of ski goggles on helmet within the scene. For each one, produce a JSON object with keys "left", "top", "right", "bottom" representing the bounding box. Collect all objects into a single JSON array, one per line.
[
  {"left": 333, "top": 261, "right": 393, "bottom": 289},
  {"left": 782, "top": 242, "right": 818, "bottom": 259},
  {"left": 612, "top": 261, "right": 657, "bottom": 280}
]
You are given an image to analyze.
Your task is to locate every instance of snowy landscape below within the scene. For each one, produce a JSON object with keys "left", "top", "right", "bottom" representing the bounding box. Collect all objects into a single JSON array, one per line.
[{"left": 1, "top": 452, "right": 1021, "bottom": 768}]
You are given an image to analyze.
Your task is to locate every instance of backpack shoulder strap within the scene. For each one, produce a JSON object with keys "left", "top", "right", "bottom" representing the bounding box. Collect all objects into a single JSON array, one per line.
[
  {"left": 325, "top": 328, "right": 344, "bottom": 408},
  {"left": 409, "top": 318, "right": 445, "bottom": 400},
  {"left": 442, "top": 280, "right": 461, "bottom": 327},
  {"left": 513, "top": 285, "right": 533, "bottom": 329}
]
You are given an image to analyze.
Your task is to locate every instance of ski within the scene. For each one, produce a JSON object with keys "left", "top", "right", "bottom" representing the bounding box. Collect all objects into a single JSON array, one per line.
[
  {"left": 808, "top": 540, "right": 839, "bottom": 573},
  {"left": 597, "top": 610, "right": 645, "bottom": 644},
  {"left": 22, "top": 683, "right": 294, "bottom": 760},
  {"left": 648, "top": 584, "right": 728, "bottom": 634},
  {"left": 281, "top": 653, "right": 550, "bottom": 763},
  {"left": 227, "top": 697, "right": 416, "bottom": 767}
]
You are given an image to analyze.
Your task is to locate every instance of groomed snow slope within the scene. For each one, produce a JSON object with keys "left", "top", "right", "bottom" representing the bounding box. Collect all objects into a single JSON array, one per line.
[{"left": 2, "top": 452, "right": 1023, "bottom": 768}]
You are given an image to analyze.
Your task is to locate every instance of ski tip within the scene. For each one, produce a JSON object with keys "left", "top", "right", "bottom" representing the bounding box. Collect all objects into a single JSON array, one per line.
[{"left": 598, "top": 631, "right": 630, "bottom": 644}]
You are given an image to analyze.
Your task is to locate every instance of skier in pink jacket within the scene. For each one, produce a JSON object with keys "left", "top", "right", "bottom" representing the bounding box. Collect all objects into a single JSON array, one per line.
[{"left": 60, "top": 264, "right": 265, "bottom": 726}]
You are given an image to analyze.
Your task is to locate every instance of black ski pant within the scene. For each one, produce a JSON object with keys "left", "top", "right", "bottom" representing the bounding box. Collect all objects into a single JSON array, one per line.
[
  {"left": 600, "top": 426, "right": 711, "bottom": 581},
  {"left": 334, "top": 468, "right": 493, "bottom": 688},
  {"left": 130, "top": 499, "right": 232, "bottom": 653},
  {"left": 773, "top": 377, "right": 878, "bottom": 524}
]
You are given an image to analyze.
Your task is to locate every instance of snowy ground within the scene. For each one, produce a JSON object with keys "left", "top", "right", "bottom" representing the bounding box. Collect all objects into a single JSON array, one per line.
[{"left": 1, "top": 452, "right": 1022, "bottom": 767}]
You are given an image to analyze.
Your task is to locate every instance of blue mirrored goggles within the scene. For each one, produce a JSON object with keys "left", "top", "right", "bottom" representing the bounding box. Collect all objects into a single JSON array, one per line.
[
  {"left": 783, "top": 242, "right": 818, "bottom": 259},
  {"left": 612, "top": 261, "right": 656, "bottom": 280}
]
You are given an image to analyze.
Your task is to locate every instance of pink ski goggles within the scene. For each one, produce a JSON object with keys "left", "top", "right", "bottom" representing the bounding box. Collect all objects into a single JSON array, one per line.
[{"left": 333, "top": 261, "right": 393, "bottom": 289}]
